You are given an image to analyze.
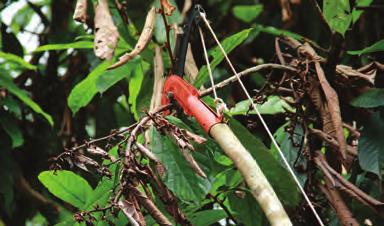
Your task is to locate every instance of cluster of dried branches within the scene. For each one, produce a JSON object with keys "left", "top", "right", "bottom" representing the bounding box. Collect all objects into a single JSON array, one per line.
[{"left": 53, "top": 1, "right": 384, "bottom": 225}]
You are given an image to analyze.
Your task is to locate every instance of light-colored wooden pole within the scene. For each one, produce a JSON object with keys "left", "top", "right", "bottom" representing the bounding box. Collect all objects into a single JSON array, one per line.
[{"left": 210, "top": 123, "right": 292, "bottom": 226}]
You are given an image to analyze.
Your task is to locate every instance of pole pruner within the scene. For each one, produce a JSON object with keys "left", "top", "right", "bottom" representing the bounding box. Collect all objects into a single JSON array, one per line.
[{"left": 161, "top": 5, "right": 293, "bottom": 226}]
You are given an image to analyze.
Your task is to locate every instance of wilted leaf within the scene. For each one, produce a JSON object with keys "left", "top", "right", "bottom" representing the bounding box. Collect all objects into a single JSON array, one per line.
[
  {"left": 232, "top": 5, "right": 263, "bottom": 23},
  {"left": 94, "top": 0, "right": 119, "bottom": 60},
  {"left": 323, "top": 0, "right": 352, "bottom": 35},
  {"left": 73, "top": 0, "right": 88, "bottom": 23},
  {"left": 348, "top": 39, "right": 384, "bottom": 55},
  {"left": 351, "top": 88, "right": 384, "bottom": 108},
  {"left": 0, "top": 75, "right": 53, "bottom": 125},
  {"left": 34, "top": 41, "right": 93, "bottom": 52},
  {"left": 38, "top": 170, "right": 93, "bottom": 208},
  {"left": 0, "top": 51, "right": 36, "bottom": 70},
  {"left": 195, "top": 28, "right": 252, "bottom": 87}
]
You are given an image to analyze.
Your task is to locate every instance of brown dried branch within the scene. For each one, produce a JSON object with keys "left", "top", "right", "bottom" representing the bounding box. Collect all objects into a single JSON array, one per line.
[
  {"left": 94, "top": 0, "right": 119, "bottom": 60},
  {"left": 73, "top": 0, "right": 88, "bottom": 23},
  {"left": 130, "top": 186, "right": 172, "bottom": 226},
  {"left": 315, "top": 151, "right": 384, "bottom": 215},
  {"left": 150, "top": 46, "right": 165, "bottom": 111},
  {"left": 200, "top": 63, "right": 297, "bottom": 96},
  {"left": 109, "top": 7, "right": 156, "bottom": 69}
]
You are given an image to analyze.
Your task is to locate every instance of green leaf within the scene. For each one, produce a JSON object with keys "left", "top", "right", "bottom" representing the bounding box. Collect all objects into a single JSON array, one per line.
[
  {"left": 0, "top": 75, "right": 53, "bottom": 125},
  {"left": 271, "top": 122, "right": 307, "bottom": 186},
  {"left": 229, "top": 119, "right": 300, "bottom": 206},
  {"left": 149, "top": 127, "right": 210, "bottom": 202},
  {"left": 38, "top": 170, "right": 93, "bottom": 208},
  {"left": 232, "top": 4, "right": 263, "bottom": 23},
  {"left": 351, "top": 88, "right": 384, "bottom": 108},
  {"left": 0, "top": 114, "right": 23, "bottom": 148},
  {"left": 68, "top": 61, "right": 111, "bottom": 114},
  {"left": 358, "top": 112, "right": 384, "bottom": 179},
  {"left": 96, "top": 58, "right": 140, "bottom": 93},
  {"left": 34, "top": 41, "right": 94, "bottom": 52},
  {"left": 128, "top": 59, "right": 149, "bottom": 120},
  {"left": 229, "top": 96, "right": 294, "bottom": 116},
  {"left": 352, "top": 0, "right": 373, "bottom": 23},
  {"left": 323, "top": 0, "right": 352, "bottom": 35},
  {"left": 189, "top": 209, "right": 227, "bottom": 226},
  {"left": 347, "top": 39, "right": 384, "bottom": 55},
  {"left": 228, "top": 190, "right": 264, "bottom": 225},
  {"left": 0, "top": 51, "right": 37, "bottom": 70},
  {"left": 194, "top": 28, "right": 252, "bottom": 87}
]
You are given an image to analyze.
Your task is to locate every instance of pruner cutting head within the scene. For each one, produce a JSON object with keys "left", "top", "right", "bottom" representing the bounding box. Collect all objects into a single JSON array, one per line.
[{"left": 172, "top": 4, "right": 205, "bottom": 77}]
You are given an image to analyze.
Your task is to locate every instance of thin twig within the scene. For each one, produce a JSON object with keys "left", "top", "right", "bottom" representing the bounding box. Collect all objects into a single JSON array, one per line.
[
  {"left": 160, "top": 5, "right": 175, "bottom": 70},
  {"left": 199, "top": 64, "right": 297, "bottom": 96}
]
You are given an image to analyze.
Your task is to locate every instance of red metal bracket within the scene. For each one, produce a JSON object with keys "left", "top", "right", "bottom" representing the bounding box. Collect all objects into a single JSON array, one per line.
[{"left": 161, "top": 75, "right": 222, "bottom": 133}]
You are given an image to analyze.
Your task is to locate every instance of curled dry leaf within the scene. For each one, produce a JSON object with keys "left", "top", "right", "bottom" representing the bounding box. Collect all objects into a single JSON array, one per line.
[
  {"left": 109, "top": 7, "right": 156, "bottom": 69},
  {"left": 73, "top": 0, "right": 88, "bottom": 23},
  {"left": 279, "top": 0, "right": 293, "bottom": 23},
  {"left": 160, "top": 0, "right": 175, "bottom": 16},
  {"left": 180, "top": 148, "right": 207, "bottom": 178},
  {"left": 118, "top": 200, "right": 140, "bottom": 226},
  {"left": 94, "top": 0, "right": 119, "bottom": 60},
  {"left": 87, "top": 145, "right": 110, "bottom": 159}
]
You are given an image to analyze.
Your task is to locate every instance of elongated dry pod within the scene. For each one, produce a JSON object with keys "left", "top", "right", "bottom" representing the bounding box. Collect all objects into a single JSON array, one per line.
[{"left": 210, "top": 123, "right": 292, "bottom": 226}]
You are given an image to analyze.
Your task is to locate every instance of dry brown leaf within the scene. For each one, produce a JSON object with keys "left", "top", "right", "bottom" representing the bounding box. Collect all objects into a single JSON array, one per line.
[
  {"left": 73, "top": 0, "right": 88, "bottom": 23},
  {"left": 109, "top": 7, "right": 156, "bottom": 69},
  {"left": 280, "top": 0, "right": 293, "bottom": 23},
  {"left": 315, "top": 62, "right": 347, "bottom": 160},
  {"left": 94, "top": 0, "right": 119, "bottom": 60},
  {"left": 160, "top": 0, "right": 175, "bottom": 16},
  {"left": 118, "top": 200, "right": 140, "bottom": 226}
]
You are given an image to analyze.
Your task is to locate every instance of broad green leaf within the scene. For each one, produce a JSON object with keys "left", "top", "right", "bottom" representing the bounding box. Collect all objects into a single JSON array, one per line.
[
  {"left": 271, "top": 122, "right": 307, "bottom": 186},
  {"left": 0, "top": 114, "right": 23, "bottom": 148},
  {"left": 34, "top": 41, "right": 93, "bottom": 52},
  {"left": 96, "top": 58, "right": 140, "bottom": 93},
  {"left": 358, "top": 112, "right": 384, "bottom": 179},
  {"left": 0, "top": 51, "right": 37, "bottom": 70},
  {"left": 149, "top": 127, "right": 210, "bottom": 202},
  {"left": 348, "top": 39, "right": 384, "bottom": 55},
  {"left": 68, "top": 61, "right": 111, "bottom": 114},
  {"left": 232, "top": 4, "right": 263, "bottom": 23},
  {"left": 229, "top": 96, "right": 294, "bottom": 116},
  {"left": 351, "top": 88, "right": 384, "bottom": 108},
  {"left": 229, "top": 119, "right": 300, "bottom": 206},
  {"left": 0, "top": 75, "right": 53, "bottom": 125},
  {"left": 128, "top": 59, "right": 149, "bottom": 120},
  {"left": 228, "top": 190, "right": 264, "bottom": 226},
  {"left": 194, "top": 28, "right": 252, "bottom": 87},
  {"left": 38, "top": 170, "right": 93, "bottom": 208},
  {"left": 189, "top": 209, "right": 227, "bottom": 226},
  {"left": 323, "top": 0, "right": 352, "bottom": 35},
  {"left": 352, "top": 0, "right": 373, "bottom": 23}
]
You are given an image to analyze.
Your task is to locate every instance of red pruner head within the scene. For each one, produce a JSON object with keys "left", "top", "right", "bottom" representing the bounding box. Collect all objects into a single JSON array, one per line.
[{"left": 161, "top": 75, "right": 222, "bottom": 133}]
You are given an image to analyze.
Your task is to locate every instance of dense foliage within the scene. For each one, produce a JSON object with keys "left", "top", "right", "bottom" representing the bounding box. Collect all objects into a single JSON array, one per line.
[{"left": 0, "top": 0, "right": 383, "bottom": 225}]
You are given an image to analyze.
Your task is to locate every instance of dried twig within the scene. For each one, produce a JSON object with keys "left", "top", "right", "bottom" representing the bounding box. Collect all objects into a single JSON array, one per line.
[{"left": 109, "top": 7, "right": 156, "bottom": 69}]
